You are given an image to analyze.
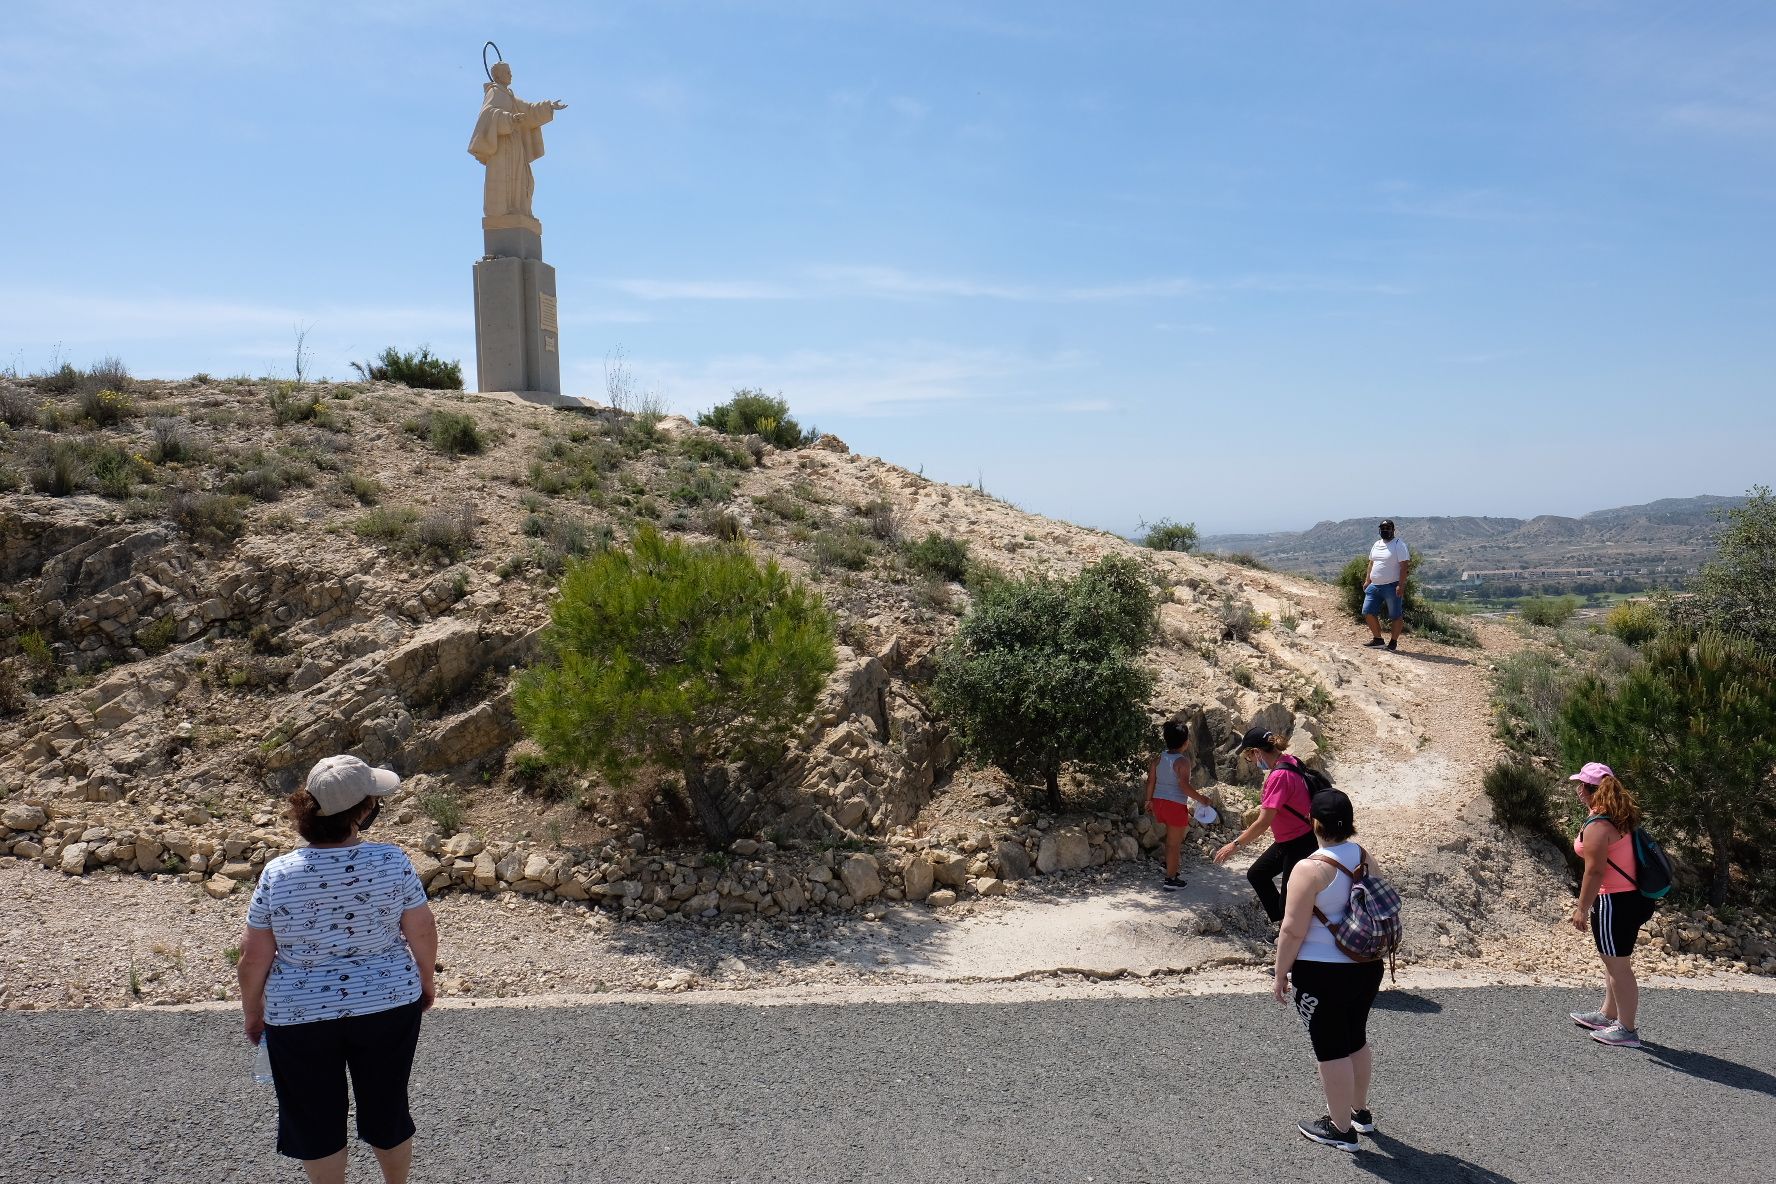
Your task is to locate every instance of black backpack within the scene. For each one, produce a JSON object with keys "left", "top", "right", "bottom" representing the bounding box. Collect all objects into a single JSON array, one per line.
[{"left": 1276, "top": 754, "right": 1330, "bottom": 825}]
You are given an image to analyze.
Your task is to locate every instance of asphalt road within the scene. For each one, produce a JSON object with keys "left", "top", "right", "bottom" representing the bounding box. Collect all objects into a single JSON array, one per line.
[{"left": 3, "top": 985, "right": 1772, "bottom": 1183}]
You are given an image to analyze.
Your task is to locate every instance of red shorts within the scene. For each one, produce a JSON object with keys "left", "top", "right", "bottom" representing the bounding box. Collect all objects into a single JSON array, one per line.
[{"left": 1151, "top": 799, "right": 1192, "bottom": 828}]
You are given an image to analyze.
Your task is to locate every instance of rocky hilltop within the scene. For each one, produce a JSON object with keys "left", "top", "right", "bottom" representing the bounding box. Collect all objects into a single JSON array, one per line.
[
  {"left": 0, "top": 375, "right": 1342, "bottom": 914},
  {"left": 4, "top": 376, "right": 1770, "bottom": 1009}
]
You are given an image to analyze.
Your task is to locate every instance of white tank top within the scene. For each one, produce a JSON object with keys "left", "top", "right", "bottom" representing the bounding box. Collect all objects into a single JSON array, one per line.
[
  {"left": 1153, "top": 752, "right": 1190, "bottom": 804},
  {"left": 1297, "top": 840, "right": 1363, "bottom": 964}
]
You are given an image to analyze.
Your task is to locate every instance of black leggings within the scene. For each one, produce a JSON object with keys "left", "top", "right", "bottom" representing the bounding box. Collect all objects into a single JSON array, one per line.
[
  {"left": 1249, "top": 832, "right": 1320, "bottom": 922},
  {"left": 265, "top": 999, "right": 424, "bottom": 1160},
  {"left": 1290, "top": 959, "right": 1386, "bottom": 1062}
]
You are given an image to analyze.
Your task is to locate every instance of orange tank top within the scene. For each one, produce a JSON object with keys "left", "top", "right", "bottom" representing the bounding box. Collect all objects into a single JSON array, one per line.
[{"left": 1574, "top": 816, "right": 1637, "bottom": 895}]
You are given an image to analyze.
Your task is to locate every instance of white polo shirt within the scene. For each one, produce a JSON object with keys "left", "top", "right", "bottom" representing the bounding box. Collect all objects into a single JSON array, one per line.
[{"left": 1367, "top": 538, "right": 1410, "bottom": 584}]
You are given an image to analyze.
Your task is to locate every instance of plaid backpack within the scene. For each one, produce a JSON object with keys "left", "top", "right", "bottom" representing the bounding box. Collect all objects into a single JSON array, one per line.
[{"left": 1310, "top": 846, "right": 1404, "bottom": 979}]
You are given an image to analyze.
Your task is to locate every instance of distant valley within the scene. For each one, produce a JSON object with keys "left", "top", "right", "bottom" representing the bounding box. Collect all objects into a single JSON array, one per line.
[{"left": 1201, "top": 494, "right": 1744, "bottom": 596}]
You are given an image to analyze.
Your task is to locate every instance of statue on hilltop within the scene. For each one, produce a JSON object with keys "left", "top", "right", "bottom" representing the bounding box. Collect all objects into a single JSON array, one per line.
[{"left": 467, "top": 57, "right": 567, "bottom": 226}]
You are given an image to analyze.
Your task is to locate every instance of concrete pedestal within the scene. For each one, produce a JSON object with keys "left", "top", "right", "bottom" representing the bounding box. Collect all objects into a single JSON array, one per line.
[{"left": 473, "top": 219, "right": 563, "bottom": 403}]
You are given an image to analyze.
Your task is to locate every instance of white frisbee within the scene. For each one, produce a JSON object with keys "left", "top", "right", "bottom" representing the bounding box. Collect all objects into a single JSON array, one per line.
[{"left": 1193, "top": 804, "right": 1219, "bottom": 825}]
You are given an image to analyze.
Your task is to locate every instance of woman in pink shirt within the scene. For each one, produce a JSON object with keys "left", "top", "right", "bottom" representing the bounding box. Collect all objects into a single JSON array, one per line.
[
  {"left": 1213, "top": 728, "right": 1318, "bottom": 923},
  {"left": 1567, "top": 761, "right": 1655, "bottom": 1049}
]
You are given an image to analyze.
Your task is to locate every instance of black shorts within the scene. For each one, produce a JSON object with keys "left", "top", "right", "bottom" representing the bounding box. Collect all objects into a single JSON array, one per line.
[
  {"left": 264, "top": 999, "right": 424, "bottom": 1160},
  {"left": 1591, "top": 890, "right": 1656, "bottom": 958},
  {"left": 1289, "top": 959, "right": 1385, "bottom": 1062}
]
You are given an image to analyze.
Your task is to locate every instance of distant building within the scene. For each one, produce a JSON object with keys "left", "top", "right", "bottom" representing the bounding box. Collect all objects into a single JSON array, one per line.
[{"left": 1459, "top": 567, "right": 1601, "bottom": 583}]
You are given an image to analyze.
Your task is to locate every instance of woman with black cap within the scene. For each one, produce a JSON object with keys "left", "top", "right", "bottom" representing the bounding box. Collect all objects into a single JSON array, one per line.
[
  {"left": 1212, "top": 727, "right": 1319, "bottom": 923},
  {"left": 1275, "top": 788, "right": 1385, "bottom": 1153},
  {"left": 236, "top": 755, "right": 439, "bottom": 1184}
]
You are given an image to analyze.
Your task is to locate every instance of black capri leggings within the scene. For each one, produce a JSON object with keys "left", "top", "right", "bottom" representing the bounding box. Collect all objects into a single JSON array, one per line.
[
  {"left": 1249, "top": 832, "right": 1320, "bottom": 922},
  {"left": 265, "top": 999, "right": 424, "bottom": 1160},
  {"left": 1289, "top": 959, "right": 1385, "bottom": 1062}
]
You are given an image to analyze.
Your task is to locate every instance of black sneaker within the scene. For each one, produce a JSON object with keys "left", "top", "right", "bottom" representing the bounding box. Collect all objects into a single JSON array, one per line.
[
  {"left": 1299, "top": 1116, "right": 1359, "bottom": 1152},
  {"left": 1386, "top": 639, "right": 1398, "bottom": 651},
  {"left": 1364, "top": 638, "right": 1387, "bottom": 648},
  {"left": 1351, "top": 1109, "right": 1376, "bottom": 1134},
  {"left": 1162, "top": 875, "right": 1188, "bottom": 891}
]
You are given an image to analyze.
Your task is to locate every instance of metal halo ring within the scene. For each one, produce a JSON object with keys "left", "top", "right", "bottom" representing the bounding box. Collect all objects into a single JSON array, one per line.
[{"left": 482, "top": 41, "right": 504, "bottom": 82}]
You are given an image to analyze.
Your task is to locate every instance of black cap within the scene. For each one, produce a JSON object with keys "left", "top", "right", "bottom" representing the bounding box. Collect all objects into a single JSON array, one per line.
[
  {"left": 1311, "top": 788, "right": 1355, "bottom": 831},
  {"left": 1237, "top": 726, "right": 1278, "bottom": 753},
  {"left": 1379, "top": 519, "right": 1395, "bottom": 530}
]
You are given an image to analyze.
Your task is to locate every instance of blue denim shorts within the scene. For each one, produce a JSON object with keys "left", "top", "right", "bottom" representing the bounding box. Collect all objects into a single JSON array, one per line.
[{"left": 1362, "top": 581, "right": 1404, "bottom": 621}]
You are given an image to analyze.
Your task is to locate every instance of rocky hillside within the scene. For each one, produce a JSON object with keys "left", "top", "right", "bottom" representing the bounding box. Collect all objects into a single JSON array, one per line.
[{"left": 0, "top": 374, "right": 1360, "bottom": 906}]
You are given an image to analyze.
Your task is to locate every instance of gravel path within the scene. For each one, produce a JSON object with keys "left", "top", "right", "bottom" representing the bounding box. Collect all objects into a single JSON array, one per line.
[{"left": 4, "top": 985, "right": 1772, "bottom": 1183}]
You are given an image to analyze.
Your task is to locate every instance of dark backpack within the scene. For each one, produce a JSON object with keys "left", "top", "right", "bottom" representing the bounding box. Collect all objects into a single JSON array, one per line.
[
  {"left": 1584, "top": 814, "right": 1674, "bottom": 901},
  {"left": 1310, "top": 846, "right": 1405, "bottom": 979},
  {"left": 1274, "top": 755, "right": 1330, "bottom": 827}
]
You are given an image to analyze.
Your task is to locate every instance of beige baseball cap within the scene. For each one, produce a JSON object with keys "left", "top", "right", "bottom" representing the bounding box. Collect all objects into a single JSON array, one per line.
[{"left": 304, "top": 755, "right": 401, "bottom": 816}]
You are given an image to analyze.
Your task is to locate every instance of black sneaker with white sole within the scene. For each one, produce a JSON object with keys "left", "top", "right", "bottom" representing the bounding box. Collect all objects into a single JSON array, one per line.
[
  {"left": 1350, "top": 1108, "right": 1376, "bottom": 1134},
  {"left": 1299, "top": 1116, "right": 1360, "bottom": 1152},
  {"left": 1161, "top": 875, "right": 1187, "bottom": 891},
  {"left": 1364, "top": 638, "right": 1387, "bottom": 648}
]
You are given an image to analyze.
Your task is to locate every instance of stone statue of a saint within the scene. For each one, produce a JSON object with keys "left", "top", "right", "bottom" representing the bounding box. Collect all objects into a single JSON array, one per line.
[{"left": 467, "top": 61, "right": 567, "bottom": 228}]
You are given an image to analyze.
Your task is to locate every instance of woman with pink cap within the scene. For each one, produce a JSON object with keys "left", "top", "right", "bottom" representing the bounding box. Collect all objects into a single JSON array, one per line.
[{"left": 1567, "top": 761, "right": 1655, "bottom": 1049}]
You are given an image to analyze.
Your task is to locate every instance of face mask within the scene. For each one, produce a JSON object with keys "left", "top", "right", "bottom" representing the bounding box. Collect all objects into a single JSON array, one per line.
[{"left": 359, "top": 801, "right": 382, "bottom": 831}]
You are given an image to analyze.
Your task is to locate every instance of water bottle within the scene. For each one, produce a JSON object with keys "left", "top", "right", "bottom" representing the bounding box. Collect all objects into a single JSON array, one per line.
[{"left": 252, "top": 1039, "right": 274, "bottom": 1087}]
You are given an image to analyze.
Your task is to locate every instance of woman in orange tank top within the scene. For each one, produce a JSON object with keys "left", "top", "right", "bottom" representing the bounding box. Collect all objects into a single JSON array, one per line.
[{"left": 1567, "top": 762, "right": 1656, "bottom": 1049}]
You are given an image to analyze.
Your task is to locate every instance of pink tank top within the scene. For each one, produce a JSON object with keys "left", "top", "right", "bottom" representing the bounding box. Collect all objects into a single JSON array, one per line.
[{"left": 1574, "top": 818, "right": 1637, "bottom": 895}]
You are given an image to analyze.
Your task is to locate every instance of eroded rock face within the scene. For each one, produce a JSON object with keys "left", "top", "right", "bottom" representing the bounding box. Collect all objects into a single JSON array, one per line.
[{"left": 1036, "top": 827, "right": 1093, "bottom": 875}]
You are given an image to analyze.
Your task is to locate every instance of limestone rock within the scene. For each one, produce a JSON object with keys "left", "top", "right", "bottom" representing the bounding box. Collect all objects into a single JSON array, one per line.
[
  {"left": 203, "top": 875, "right": 239, "bottom": 898},
  {"left": 902, "top": 854, "right": 935, "bottom": 902},
  {"left": 840, "top": 853, "right": 883, "bottom": 902},
  {"left": 974, "top": 876, "right": 1008, "bottom": 896},
  {"left": 995, "top": 840, "right": 1032, "bottom": 880},
  {"left": 1, "top": 804, "right": 47, "bottom": 832},
  {"left": 58, "top": 842, "right": 90, "bottom": 875},
  {"left": 927, "top": 888, "right": 958, "bottom": 908},
  {"left": 1035, "top": 827, "right": 1092, "bottom": 875},
  {"left": 930, "top": 850, "right": 969, "bottom": 888}
]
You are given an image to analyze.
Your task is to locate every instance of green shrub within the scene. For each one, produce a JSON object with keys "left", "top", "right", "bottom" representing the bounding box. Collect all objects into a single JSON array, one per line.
[
  {"left": 679, "top": 434, "right": 753, "bottom": 469},
  {"left": 19, "top": 631, "right": 57, "bottom": 688},
  {"left": 35, "top": 362, "right": 84, "bottom": 395},
  {"left": 696, "top": 389, "right": 812, "bottom": 449},
  {"left": 813, "top": 524, "right": 874, "bottom": 571},
  {"left": 79, "top": 387, "right": 136, "bottom": 427},
  {"left": 354, "top": 506, "right": 420, "bottom": 546},
  {"left": 1562, "top": 629, "right": 1776, "bottom": 905},
  {"left": 1520, "top": 595, "right": 1580, "bottom": 628},
  {"left": 86, "top": 356, "right": 132, "bottom": 392},
  {"left": 352, "top": 347, "right": 463, "bottom": 390},
  {"left": 903, "top": 532, "right": 970, "bottom": 583},
  {"left": 169, "top": 492, "right": 248, "bottom": 542},
  {"left": 268, "top": 383, "right": 325, "bottom": 426},
  {"left": 406, "top": 409, "right": 485, "bottom": 455},
  {"left": 1482, "top": 757, "right": 1557, "bottom": 836},
  {"left": 0, "top": 385, "right": 38, "bottom": 428},
  {"left": 1603, "top": 601, "right": 1660, "bottom": 646},
  {"left": 1138, "top": 517, "right": 1198, "bottom": 553},
  {"left": 513, "top": 525, "right": 836, "bottom": 843},
  {"left": 135, "top": 615, "right": 179, "bottom": 655},
  {"left": 1667, "top": 486, "right": 1776, "bottom": 651},
  {"left": 418, "top": 787, "right": 467, "bottom": 834},
  {"left": 1218, "top": 594, "right": 1264, "bottom": 642},
  {"left": 933, "top": 555, "right": 1157, "bottom": 809},
  {"left": 666, "top": 464, "right": 734, "bottom": 507},
  {"left": 149, "top": 417, "right": 199, "bottom": 464},
  {"left": 1222, "top": 552, "right": 1272, "bottom": 571},
  {"left": 343, "top": 472, "right": 382, "bottom": 505}
]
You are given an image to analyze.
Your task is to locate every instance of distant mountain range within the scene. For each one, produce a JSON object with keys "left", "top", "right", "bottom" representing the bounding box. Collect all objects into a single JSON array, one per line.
[{"left": 1201, "top": 495, "right": 1745, "bottom": 584}]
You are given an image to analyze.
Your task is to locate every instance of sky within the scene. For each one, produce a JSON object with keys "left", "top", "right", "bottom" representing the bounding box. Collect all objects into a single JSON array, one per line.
[{"left": 4, "top": 1, "right": 1774, "bottom": 534}]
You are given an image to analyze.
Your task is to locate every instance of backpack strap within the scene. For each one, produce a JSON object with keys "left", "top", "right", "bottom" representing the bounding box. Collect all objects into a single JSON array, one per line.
[
  {"left": 1307, "top": 847, "right": 1366, "bottom": 929},
  {"left": 1270, "top": 758, "right": 1314, "bottom": 826}
]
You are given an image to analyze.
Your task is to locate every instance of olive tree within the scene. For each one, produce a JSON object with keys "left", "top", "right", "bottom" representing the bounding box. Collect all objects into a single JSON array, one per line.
[
  {"left": 1669, "top": 486, "right": 1776, "bottom": 651},
  {"left": 514, "top": 525, "right": 835, "bottom": 844},
  {"left": 933, "top": 555, "right": 1158, "bottom": 811},
  {"left": 1560, "top": 629, "right": 1776, "bottom": 905}
]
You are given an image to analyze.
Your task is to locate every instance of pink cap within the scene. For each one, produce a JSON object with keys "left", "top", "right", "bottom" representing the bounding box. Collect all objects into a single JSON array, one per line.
[{"left": 1569, "top": 761, "right": 1614, "bottom": 786}]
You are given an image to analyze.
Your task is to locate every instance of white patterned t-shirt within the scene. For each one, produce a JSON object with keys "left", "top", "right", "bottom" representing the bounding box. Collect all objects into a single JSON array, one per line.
[{"left": 246, "top": 841, "right": 427, "bottom": 1026}]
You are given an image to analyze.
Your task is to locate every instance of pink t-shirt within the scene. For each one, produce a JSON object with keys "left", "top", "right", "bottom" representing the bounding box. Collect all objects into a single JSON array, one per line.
[
  {"left": 1261, "top": 759, "right": 1313, "bottom": 842},
  {"left": 1575, "top": 819, "right": 1637, "bottom": 895}
]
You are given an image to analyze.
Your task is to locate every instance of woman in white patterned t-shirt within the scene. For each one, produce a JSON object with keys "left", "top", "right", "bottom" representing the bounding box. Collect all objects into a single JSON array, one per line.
[{"left": 237, "top": 755, "right": 439, "bottom": 1184}]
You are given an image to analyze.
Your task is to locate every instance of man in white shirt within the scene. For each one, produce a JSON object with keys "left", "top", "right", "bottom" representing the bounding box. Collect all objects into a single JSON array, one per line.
[{"left": 1361, "top": 519, "right": 1411, "bottom": 651}]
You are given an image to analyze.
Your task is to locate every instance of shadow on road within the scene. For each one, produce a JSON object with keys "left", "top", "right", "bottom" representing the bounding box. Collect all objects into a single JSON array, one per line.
[
  {"left": 1372, "top": 990, "right": 1443, "bottom": 1014},
  {"left": 1643, "top": 1043, "right": 1776, "bottom": 1099},
  {"left": 1357, "top": 1132, "right": 1518, "bottom": 1182}
]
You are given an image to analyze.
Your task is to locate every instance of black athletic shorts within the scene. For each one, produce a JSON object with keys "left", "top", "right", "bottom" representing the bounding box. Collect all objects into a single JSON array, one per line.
[
  {"left": 264, "top": 999, "right": 424, "bottom": 1160},
  {"left": 1591, "top": 890, "right": 1656, "bottom": 958},
  {"left": 1289, "top": 959, "right": 1385, "bottom": 1063}
]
